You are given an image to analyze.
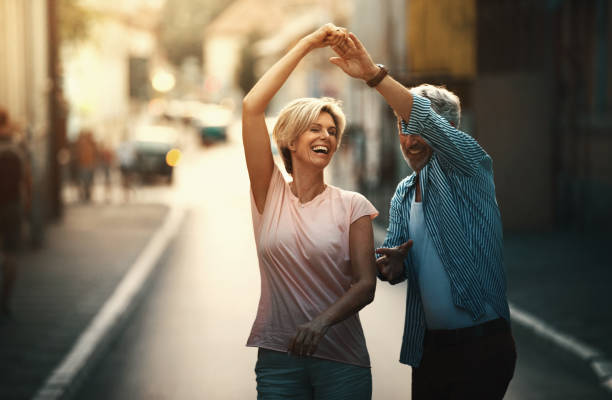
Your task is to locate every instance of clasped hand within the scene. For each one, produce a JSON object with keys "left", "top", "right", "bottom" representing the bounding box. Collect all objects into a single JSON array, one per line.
[
  {"left": 304, "top": 23, "right": 348, "bottom": 50},
  {"left": 305, "top": 24, "right": 379, "bottom": 82}
]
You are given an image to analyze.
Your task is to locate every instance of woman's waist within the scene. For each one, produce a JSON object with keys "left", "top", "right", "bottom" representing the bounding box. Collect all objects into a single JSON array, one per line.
[{"left": 248, "top": 317, "right": 369, "bottom": 365}]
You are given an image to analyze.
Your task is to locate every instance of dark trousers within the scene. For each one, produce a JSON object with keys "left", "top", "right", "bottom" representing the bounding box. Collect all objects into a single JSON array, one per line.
[{"left": 412, "top": 318, "right": 517, "bottom": 400}]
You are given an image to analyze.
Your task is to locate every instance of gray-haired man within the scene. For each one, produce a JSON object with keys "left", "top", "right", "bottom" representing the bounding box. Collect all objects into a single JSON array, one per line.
[{"left": 330, "top": 31, "right": 516, "bottom": 399}]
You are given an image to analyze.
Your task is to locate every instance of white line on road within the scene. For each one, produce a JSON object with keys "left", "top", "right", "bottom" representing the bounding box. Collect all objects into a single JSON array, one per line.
[
  {"left": 32, "top": 206, "right": 186, "bottom": 400},
  {"left": 509, "top": 304, "right": 602, "bottom": 361},
  {"left": 510, "top": 304, "right": 612, "bottom": 393}
]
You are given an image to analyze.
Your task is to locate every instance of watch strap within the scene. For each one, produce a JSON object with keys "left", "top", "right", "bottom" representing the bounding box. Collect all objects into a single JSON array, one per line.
[{"left": 366, "top": 64, "right": 388, "bottom": 87}]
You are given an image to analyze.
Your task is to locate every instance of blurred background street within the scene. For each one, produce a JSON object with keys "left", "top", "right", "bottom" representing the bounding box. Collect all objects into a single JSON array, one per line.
[{"left": 1, "top": 0, "right": 611, "bottom": 399}]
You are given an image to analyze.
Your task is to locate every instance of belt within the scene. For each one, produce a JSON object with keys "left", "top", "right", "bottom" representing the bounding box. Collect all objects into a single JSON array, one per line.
[{"left": 424, "top": 318, "right": 510, "bottom": 347}]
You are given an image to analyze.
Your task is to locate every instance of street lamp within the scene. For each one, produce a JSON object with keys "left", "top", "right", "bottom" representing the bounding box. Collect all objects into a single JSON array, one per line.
[{"left": 152, "top": 70, "right": 175, "bottom": 93}]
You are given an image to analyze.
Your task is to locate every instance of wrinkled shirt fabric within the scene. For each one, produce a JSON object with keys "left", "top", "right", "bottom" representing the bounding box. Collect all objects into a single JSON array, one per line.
[{"left": 248, "top": 164, "right": 378, "bottom": 367}]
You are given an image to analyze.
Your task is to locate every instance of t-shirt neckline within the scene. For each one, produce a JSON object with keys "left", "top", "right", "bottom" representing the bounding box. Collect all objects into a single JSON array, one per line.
[{"left": 286, "top": 181, "right": 330, "bottom": 207}]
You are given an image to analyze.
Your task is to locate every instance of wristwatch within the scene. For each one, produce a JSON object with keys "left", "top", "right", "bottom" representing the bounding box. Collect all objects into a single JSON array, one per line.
[{"left": 366, "top": 64, "right": 388, "bottom": 87}]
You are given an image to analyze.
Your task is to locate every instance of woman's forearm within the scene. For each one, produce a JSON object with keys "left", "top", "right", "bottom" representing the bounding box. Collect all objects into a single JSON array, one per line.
[
  {"left": 242, "top": 38, "right": 313, "bottom": 114},
  {"left": 316, "top": 215, "right": 376, "bottom": 328},
  {"left": 288, "top": 278, "right": 375, "bottom": 356},
  {"left": 317, "top": 280, "right": 375, "bottom": 328}
]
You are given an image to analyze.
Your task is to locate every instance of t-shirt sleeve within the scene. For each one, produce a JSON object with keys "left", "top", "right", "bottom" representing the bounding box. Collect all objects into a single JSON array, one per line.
[
  {"left": 349, "top": 192, "right": 379, "bottom": 224},
  {"left": 250, "top": 162, "right": 285, "bottom": 230}
]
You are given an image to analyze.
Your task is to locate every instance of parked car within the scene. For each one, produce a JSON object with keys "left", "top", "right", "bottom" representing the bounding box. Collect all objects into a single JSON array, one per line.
[
  {"left": 191, "top": 103, "right": 232, "bottom": 146},
  {"left": 131, "top": 125, "right": 180, "bottom": 184}
]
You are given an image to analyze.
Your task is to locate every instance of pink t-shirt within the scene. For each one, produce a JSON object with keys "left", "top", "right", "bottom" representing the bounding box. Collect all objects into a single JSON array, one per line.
[{"left": 247, "top": 164, "right": 378, "bottom": 367}]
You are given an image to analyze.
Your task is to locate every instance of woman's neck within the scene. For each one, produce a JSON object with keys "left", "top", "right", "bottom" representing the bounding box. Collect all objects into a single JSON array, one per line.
[{"left": 290, "top": 167, "right": 326, "bottom": 204}]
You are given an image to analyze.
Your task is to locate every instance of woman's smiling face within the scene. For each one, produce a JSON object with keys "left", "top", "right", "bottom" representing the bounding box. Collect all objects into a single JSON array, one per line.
[{"left": 289, "top": 112, "right": 338, "bottom": 170}]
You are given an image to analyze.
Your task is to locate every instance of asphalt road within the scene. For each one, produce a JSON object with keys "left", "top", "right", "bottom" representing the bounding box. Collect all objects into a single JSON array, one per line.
[{"left": 74, "top": 123, "right": 611, "bottom": 399}]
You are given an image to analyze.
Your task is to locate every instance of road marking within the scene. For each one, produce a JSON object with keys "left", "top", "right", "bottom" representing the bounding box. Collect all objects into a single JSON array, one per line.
[
  {"left": 509, "top": 304, "right": 602, "bottom": 360},
  {"left": 510, "top": 303, "right": 612, "bottom": 392},
  {"left": 32, "top": 206, "right": 186, "bottom": 400}
]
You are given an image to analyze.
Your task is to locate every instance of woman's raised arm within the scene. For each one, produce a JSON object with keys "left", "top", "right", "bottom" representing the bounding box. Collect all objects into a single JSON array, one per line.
[{"left": 242, "top": 24, "right": 345, "bottom": 213}]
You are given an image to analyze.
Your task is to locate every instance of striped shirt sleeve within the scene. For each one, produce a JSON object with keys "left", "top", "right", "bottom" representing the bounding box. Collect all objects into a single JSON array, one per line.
[
  {"left": 401, "top": 94, "right": 490, "bottom": 176},
  {"left": 377, "top": 181, "right": 411, "bottom": 283}
]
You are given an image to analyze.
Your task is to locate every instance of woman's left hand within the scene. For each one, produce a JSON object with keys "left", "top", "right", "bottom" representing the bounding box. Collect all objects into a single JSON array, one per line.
[{"left": 288, "top": 317, "right": 331, "bottom": 357}]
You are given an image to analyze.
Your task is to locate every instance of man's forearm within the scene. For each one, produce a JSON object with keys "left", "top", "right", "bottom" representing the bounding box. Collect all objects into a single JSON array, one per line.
[{"left": 373, "top": 75, "right": 414, "bottom": 124}]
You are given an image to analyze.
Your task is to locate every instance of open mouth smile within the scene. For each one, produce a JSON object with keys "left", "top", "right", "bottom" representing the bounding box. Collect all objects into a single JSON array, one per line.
[{"left": 312, "top": 145, "right": 329, "bottom": 154}]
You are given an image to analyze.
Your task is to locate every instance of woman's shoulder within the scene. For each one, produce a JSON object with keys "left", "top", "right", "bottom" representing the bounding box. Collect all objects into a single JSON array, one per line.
[
  {"left": 327, "top": 185, "right": 378, "bottom": 222},
  {"left": 328, "top": 185, "right": 370, "bottom": 204}
]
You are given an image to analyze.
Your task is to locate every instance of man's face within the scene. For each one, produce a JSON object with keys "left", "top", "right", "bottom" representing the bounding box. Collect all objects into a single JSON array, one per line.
[{"left": 398, "top": 133, "right": 433, "bottom": 172}]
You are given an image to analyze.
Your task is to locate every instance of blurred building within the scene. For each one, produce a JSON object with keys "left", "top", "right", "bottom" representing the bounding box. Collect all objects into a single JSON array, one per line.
[
  {"left": 0, "top": 0, "right": 64, "bottom": 243},
  {"left": 339, "top": 0, "right": 612, "bottom": 232},
  {"left": 202, "top": 0, "right": 351, "bottom": 106},
  {"left": 62, "top": 0, "right": 166, "bottom": 145}
]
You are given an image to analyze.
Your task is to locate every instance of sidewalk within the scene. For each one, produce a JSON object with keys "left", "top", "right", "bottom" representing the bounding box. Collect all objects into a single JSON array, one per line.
[{"left": 0, "top": 203, "right": 169, "bottom": 400}]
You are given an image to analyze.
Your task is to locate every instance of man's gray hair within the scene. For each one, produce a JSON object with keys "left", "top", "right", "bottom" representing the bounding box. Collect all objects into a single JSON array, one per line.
[{"left": 409, "top": 84, "right": 461, "bottom": 128}]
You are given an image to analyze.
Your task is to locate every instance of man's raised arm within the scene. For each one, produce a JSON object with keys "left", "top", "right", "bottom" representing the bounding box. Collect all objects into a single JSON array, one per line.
[{"left": 330, "top": 32, "right": 489, "bottom": 175}]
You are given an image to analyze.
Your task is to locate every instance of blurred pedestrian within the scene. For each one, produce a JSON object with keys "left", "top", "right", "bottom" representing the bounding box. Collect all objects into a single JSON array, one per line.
[
  {"left": 331, "top": 32, "right": 516, "bottom": 399},
  {"left": 116, "top": 140, "right": 136, "bottom": 202},
  {"left": 99, "top": 142, "right": 114, "bottom": 203},
  {"left": 0, "top": 107, "right": 31, "bottom": 318},
  {"left": 75, "top": 130, "right": 97, "bottom": 202},
  {"left": 242, "top": 24, "right": 377, "bottom": 399}
]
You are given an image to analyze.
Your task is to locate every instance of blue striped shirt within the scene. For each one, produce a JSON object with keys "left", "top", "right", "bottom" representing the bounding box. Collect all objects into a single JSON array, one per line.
[{"left": 381, "top": 94, "right": 510, "bottom": 367}]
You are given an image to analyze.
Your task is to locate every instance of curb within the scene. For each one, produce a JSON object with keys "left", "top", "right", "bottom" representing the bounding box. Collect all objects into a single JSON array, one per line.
[
  {"left": 32, "top": 205, "right": 186, "bottom": 400},
  {"left": 372, "top": 222, "right": 612, "bottom": 394}
]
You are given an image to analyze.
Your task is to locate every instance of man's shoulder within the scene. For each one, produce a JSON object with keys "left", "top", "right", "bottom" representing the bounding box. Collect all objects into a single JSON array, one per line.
[
  {"left": 394, "top": 174, "right": 416, "bottom": 195},
  {"left": 389, "top": 174, "right": 415, "bottom": 206}
]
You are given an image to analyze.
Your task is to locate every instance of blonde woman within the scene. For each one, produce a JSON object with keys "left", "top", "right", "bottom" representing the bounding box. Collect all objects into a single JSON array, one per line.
[{"left": 242, "top": 24, "right": 378, "bottom": 399}]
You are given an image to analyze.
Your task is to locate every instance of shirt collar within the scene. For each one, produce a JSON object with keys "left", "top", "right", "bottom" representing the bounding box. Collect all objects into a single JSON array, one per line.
[
  {"left": 399, "top": 173, "right": 417, "bottom": 201},
  {"left": 405, "top": 173, "right": 417, "bottom": 188}
]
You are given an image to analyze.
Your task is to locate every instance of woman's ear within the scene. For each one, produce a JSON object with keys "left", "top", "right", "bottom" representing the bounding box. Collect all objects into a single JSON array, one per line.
[{"left": 288, "top": 140, "right": 296, "bottom": 151}]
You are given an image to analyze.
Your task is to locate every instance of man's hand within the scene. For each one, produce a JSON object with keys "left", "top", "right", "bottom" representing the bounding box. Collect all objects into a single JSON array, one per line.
[
  {"left": 375, "top": 240, "right": 413, "bottom": 284},
  {"left": 288, "top": 316, "right": 330, "bottom": 357},
  {"left": 329, "top": 32, "right": 380, "bottom": 81}
]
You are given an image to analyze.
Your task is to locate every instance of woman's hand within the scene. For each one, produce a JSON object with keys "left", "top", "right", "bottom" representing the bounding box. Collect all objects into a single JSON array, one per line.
[
  {"left": 303, "top": 23, "right": 347, "bottom": 50},
  {"left": 288, "top": 316, "right": 331, "bottom": 357}
]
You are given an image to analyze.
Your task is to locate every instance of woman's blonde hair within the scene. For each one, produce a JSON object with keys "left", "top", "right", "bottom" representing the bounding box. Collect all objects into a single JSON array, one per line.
[{"left": 272, "top": 97, "right": 346, "bottom": 174}]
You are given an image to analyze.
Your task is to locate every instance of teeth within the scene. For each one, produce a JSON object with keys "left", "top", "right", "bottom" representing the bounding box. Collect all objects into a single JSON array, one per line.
[
  {"left": 408, "top": 148, "right": 421, "bottom": 154},
  {"left": 312, "top": 145, "right": 328, "bottom": 154}
]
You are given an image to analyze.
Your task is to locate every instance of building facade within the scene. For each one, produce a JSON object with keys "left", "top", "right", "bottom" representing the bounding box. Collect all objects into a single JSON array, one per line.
[
  {"left": 339, "top": 0, "right": 612, "bottom": 231},
  {"left": 61, "top": 0, "right": 165, "bottom": 145},
  {"left": 0, "top": 0, "right": 58, "bottom": 243}
]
